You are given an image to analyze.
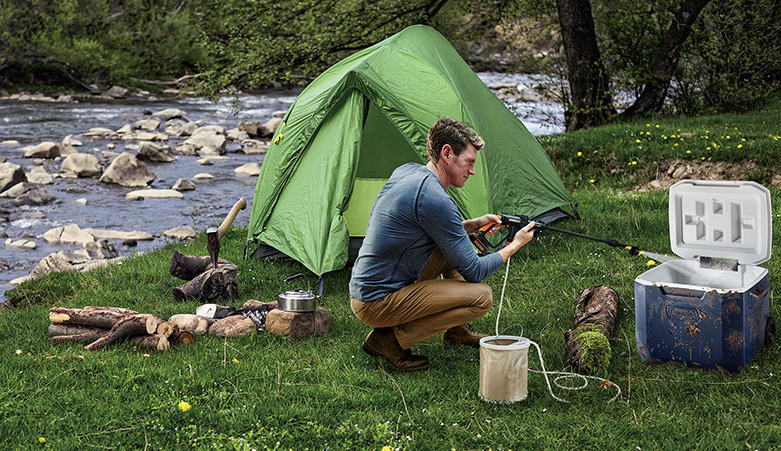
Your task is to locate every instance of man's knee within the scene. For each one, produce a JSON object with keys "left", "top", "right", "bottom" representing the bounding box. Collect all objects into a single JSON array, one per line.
[{"left": 471, "top": 283, "right": 493, "bottom": 313}]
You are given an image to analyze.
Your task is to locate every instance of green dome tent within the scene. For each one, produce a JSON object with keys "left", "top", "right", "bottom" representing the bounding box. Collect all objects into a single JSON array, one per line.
[{"left": 246, "top": 25, "right": 575, "bottom": 277}]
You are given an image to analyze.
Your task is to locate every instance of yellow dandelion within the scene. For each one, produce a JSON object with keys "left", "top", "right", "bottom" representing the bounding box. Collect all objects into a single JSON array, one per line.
[
  {"left": 646, "top": 123, "right": 650, "bottom": 127},
  {"left": 635, "top": 139, "right": 641, "bottom": 143},
  {"left": 674, "top": 143, "right": 679, "bottom": 146},
  {"left": 577, "top": 151, "right": 582, "bottom": 157},
  {"left": 39, "top": 437, "right": 46, "bottom": 444},
  {"left": 382, "top": 447, "right": 394, "bottom": 451},
  {"left": 589, "top": 179, "right": 596, "bottom": 183},
  {"left": 178, "top": 401, "right": 191, "bottom": 412},
  {"left": 232, "top": 358, "right": 239, "bottom": 364},
  {"left": 647, "top": 260, "right": 657, "bottom": 267},
  {"left": 737, "top": 144, "right": 743, "bottom": 149},
  {"left": 686, "top": 150, "right": 691, "bottom": 154},
  {"left": 656, "top": 125, "right": 660, "bottom": 128}
]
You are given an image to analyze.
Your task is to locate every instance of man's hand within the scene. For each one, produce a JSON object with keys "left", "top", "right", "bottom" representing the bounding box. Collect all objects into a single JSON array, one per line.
[
  {"left": 463, "top": 214, "right": 502, "bottom": 235},
  {"left": 497, "top": 220, "right": 536, "bottom": 262}
]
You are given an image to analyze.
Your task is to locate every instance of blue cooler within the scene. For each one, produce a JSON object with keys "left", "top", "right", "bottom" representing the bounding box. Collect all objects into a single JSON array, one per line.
[{"left": 635, "top": 180, "right": 776, "bottom": 373}]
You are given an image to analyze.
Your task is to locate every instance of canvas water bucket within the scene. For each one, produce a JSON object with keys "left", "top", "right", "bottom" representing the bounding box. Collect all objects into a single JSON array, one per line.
[{"left": 478, "top": 335, "right": 530, "bottom": 403}]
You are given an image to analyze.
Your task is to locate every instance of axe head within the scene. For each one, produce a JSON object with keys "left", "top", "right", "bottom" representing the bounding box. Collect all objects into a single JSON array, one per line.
[{"left": 206, "top": 227, "right": 220, "bottom": 269}]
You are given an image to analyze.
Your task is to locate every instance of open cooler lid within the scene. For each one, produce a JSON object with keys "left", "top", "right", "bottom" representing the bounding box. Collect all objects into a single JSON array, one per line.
[{"left": 669, "top": 179, "right": 772, "bottom": 265}]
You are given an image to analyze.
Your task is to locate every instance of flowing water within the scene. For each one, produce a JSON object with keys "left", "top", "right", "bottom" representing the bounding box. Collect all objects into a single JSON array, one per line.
[{"left": 0, "top": 73, "right": 565, "bottom": 303}]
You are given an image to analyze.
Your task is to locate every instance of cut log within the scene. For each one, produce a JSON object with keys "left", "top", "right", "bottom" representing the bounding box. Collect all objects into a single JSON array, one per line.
[
  {"left": 49, "top": 307, "right": 130, "bottom": 329},
  {"left": 563, "top": 285, "right": 620, "bottom": 374},
  {"left": 49, "top": 323, "right": 109, "bottom": 344},
  {"left": 129, "top": 334, "right": 170, "bottom": 351},
  {"left": 172, "top": 262, "right": 238, "bottom": 302},
  {"left": 84, "top": 313, "right": 153, "bottom": 351},
  {"left": 168, "top": 314, "right": 215, "bottom": 335},
  {"left": 83, "top": 306, "right": 139, "bottom": 315},
  {"left": 169, "top": 250, "right": 230, "bottom": 280}
]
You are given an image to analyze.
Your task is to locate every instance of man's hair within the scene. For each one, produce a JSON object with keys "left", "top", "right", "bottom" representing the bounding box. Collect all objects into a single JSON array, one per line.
[{"left": 426, "top": 117, "right": 485, "bottom": 162}]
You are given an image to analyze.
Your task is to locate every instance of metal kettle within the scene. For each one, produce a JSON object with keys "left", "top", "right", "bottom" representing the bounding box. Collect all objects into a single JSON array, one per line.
[{"left": 277, "top": 273, "right": 317, "bottom": 312}]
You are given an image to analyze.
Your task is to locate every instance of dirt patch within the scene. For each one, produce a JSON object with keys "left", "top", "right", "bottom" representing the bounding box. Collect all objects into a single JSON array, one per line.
[{"left": 632, "top": 158, "right": 781, "bottom": 192}]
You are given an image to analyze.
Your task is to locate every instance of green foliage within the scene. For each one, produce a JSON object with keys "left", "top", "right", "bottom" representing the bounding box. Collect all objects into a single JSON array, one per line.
[
  {"left": 191, "top": 0, "right": 448, "bottom": 98},
  {"left": 674, "top": 0, "right": 781, "bottom": 114}
]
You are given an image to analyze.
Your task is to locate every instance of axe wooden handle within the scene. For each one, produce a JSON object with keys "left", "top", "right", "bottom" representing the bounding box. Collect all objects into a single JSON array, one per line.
[{"left": 217, "top": 197, "right": 247, "bottom": 240}]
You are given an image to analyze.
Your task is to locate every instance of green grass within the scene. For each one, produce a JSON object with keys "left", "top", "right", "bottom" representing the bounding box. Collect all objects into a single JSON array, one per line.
[{"left": 3, "top": 99, "right": 781, "bottom": 450}]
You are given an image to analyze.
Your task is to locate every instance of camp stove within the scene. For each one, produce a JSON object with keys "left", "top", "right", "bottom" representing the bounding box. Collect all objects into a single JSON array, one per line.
[{"left": 634, "top": 180, "right": 776, "bottom": 373}]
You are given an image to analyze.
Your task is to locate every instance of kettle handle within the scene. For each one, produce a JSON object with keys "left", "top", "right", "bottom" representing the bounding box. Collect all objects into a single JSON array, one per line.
[{"left": 283, "top": 273, "right": 310, "bottom": 292}]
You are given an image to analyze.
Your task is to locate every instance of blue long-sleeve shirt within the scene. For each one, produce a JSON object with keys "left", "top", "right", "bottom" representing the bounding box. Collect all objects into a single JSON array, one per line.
[{"left": 349, "top": 163, "right": 504, "bottom": 301}]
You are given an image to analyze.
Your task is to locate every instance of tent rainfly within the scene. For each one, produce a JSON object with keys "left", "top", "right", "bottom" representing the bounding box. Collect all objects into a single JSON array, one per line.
[{"left": 246, "top": 25, "right": 576, "bottom": 277}]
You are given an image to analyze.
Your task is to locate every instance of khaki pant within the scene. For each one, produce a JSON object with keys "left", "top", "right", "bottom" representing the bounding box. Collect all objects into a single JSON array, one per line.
[{"left": 351, "top": 249, "right": 493, "bottom": 349}]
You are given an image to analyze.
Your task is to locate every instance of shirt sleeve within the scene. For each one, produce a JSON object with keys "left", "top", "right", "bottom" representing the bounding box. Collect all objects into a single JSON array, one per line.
[{"left": 416, "top": 179, "right": 504, "bottom": 282}]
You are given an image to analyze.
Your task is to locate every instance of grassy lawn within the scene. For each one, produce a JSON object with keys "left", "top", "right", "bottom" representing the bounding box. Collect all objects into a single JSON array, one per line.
[{"left": 2, "top": 97, "right": 781, "bottom": 450}]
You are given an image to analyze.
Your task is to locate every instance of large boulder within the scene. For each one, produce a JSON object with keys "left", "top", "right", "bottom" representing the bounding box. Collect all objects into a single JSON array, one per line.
[
  {"left": 181, "top": 129, "right": 226, "bottom": 155},
  {"left": 0, "top": 162, "right": 25, "bottom": 194},
  {"left": 153, "top": 108, "right": 189, "bottom": 121},
  {"left": 61, "top": 153, "right": 102, "bottom": 178},
  {"left": 99, "top": 152, "right": 155, "bottom": 187},
  {"left": 137, "top": 142, "right": 176, "bottom": 162},
  {"left": 260, "top": 118, "right": 282, "bottom": 138}
]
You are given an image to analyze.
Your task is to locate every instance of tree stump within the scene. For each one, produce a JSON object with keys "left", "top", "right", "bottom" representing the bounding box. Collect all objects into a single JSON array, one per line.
[
  {"left": 169, "top": 250, "right": 229, "bottom": 281},
  {"left": 172, "top": 262, "right": 238, "bottom": 302},
  {"left": 563, "top": 285, "right": 619, "bottom": 374}
]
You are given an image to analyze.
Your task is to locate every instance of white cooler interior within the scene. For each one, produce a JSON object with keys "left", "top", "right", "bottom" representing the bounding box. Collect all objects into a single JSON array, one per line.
[{"left": 637, "top": 259, "right": 767, "bottom": 292}]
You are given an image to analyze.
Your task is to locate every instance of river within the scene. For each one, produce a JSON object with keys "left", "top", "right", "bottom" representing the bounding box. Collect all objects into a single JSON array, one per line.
[{"left": 0, "top": 73, "right": 565, "bottom": 303}]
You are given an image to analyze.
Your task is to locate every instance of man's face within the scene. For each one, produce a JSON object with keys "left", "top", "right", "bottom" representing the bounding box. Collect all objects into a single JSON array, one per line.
[{"left": 445, "top": 143, "right": 477, "bottom": 189}]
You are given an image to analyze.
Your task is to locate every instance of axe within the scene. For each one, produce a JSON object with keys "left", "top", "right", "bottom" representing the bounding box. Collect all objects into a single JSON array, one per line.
[{"left": 207, "top": 197, "right": 247, "bottom": 269}]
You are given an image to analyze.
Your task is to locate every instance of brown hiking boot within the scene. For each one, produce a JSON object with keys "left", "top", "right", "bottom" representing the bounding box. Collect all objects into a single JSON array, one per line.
[
  {"left": 443, "top": 323, "right": 487, "bottom": 348},
  {"left": 361, "top": 327, "right": 430, "bottom": 371}
]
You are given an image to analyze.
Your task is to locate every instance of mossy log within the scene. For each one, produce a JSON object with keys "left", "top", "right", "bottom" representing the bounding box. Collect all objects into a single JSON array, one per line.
[{"left": 563, "top": 285, "right": 619, "bottom": 374}]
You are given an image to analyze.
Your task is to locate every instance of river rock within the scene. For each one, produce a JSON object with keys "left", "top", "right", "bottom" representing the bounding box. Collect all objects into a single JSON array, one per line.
[
  {"left": 193, "top": 173, "right": 214, "bottom": 179},
  {"left": 153, "top": 108, "right": 188, "bottom": 121},
  {"left": 0, "top": 182, "right": 28, "bottom": 198},
  {"left": 27, "top": 240, "right": 122, "bottom": 281},
  {"left": 0, "top": 162, "right": 25, "bottom": 194},
  {"left": 13, "top": 188, "right": 55, "bottom": 206},
  {"left": 61, "top": 153, "right": 102, "bottom": 177},
  {"left": 44, "top": 223, "right": 95, "bottom": 245},
  {"left": 172, "top": 178, "right": 195, "bottom": 191},
  {"left": 103, "top": 86, "right": 129, "bottom": 98},
  {"left": 62, "top": 134, "right": 83, "bottom": 146},
  {"left": 240, "top": 139, "right": 268, "bottom": 154},
  {"left": 265, "top": 308, "right": 330, "bottom": 340},
  {"left": 235, "top": 163, "right": 261, "bottom": 176},
  {"left": 134, "top": 118, "right": 161, "bottom": 131},
  {"left": 227, "top": 128, "right": 249, "bottom": 142},
  {"left": 25, "top": 166, "right": 54, "bottom": 184},
  {"left": 125, "top": 188, "right": 184, "bottom": 200},
  {"left": 5, "top": 238, "right": 36, "bottom": 250},
  {"left": 84, "top": 228, "right": 154, "bottom": 241},
  {"left": 83, "top": 127, "right": 117, "bottom": 138},
  {"left": 259, "top": 118, "right": 282, "bottom": 138},
  {"left": 1, "top": 140, "right": 20, "bottom": 147},
  {"left": 182, "top": 131, "right": 226, "bottom": 155},
  {"left": 59, "top": 145, "right": 78, "bottom": 156},
  {"left": 100, "top": 152, "right": 155, "bottom": 187},
  {"left": 137, "top": 142, "right": 176, "bottom": 162},
  {"left": 238, "top": 121, "right": 261, "bottom": 136},
  {"left": 163, "top": 226, "right": 197, "bottom": 240},
  {"left": 24, "top": 142, "right": 60, "bottom": 158},
  {"left": 166, "top": 121, "right": 198, "bottom": 137}
]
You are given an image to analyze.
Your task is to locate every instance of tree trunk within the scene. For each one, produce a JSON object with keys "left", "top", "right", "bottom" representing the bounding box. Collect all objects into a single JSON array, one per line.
[
  {"left": 555, "top": 0, "right": 616, "bottom": 131},
  {"left": 622, "top": 0, "right": 712, "bottom": 119}
]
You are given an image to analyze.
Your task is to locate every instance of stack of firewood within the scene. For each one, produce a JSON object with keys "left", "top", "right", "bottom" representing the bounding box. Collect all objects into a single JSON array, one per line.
[{"left": 48, "top": 306, "right": 195, "bottom": 351}]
